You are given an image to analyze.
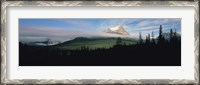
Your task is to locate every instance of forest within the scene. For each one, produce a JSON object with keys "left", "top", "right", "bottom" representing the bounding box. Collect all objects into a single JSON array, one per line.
[{"left": 19, "top": 25, "right": 181, "bottom": 66}]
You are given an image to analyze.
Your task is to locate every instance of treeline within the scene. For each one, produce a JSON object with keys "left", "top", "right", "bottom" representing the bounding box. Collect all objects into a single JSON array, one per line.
[
  {"left": 19, "top": 25, "right": 181, "bottom": 66},
  {"left": 137, "top": 25, "right": 180, "bottom": 45}
]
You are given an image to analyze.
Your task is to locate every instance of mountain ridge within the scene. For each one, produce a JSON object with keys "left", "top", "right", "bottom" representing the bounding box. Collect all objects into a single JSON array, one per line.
[{"left": 53, "top": 37, "right": 137, "bottom": 50}]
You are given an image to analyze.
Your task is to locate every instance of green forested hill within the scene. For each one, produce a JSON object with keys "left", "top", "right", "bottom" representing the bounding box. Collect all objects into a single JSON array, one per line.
[{"left": 53, "top": 37, "right": 137, "bottom": 50}]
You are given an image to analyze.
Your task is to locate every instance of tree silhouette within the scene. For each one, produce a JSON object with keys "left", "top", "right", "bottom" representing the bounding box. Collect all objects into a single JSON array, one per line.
[
  {"left": 158, "top": 25, "right": 165, "bottom": 44},
  {"left": 145, "top": 34, "right": 151, "bottom": 44},
  {"left": 116, "top": 37, "right": 122, "bottom": 45},
  {"left": 174, "top": 29, "right": 177, "bottom": 42},
  {"left": 170, "top": 29, "right": 173, "bottom": 42},
  {"left": 148, "top": 34, "right": 150, "bottom": 43},
  {"left": 139, "top": 32, "right": 143, "bottom": 44}
]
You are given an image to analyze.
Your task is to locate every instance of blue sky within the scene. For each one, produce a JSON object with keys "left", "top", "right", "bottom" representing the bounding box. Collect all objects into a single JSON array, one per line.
[{"left": 19, "top": 18, "right": 181, "bottom": 42}]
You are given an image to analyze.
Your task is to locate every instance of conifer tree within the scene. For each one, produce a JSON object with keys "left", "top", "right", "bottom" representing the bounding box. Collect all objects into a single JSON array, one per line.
[
  {"left": 170, "top": 29, "right": 173, "bottom": 44},
  {"left": 148, "top": 34, "right": 151, "bottom": 43},
  {"left": 158, "top": 25, "right": 164, "bottom": 44},
  {"left": 116, "top": 37, "right": 122, "bottom": 45},
  {"left": 139, "top": 32, "right": 143, "bottom": 44}
]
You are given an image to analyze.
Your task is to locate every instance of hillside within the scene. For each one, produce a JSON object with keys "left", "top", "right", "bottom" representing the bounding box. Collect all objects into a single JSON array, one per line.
[{"left": 53, "top": 37, "right": 137, "bottom": 50}]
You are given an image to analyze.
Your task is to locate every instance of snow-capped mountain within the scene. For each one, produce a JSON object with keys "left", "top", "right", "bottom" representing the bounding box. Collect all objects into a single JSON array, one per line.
[{"left": 104, "top": 26, "right": 129, "bottom": 35}]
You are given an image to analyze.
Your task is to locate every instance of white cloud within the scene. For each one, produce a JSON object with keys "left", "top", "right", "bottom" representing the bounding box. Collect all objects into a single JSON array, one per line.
[
  {"left": 126, "top": 18, "right": 181, "bottom": 35},
  {"left": 19, "top": 26, "right": 87, "bottom": 42},
  {"left": 56, "top": 19, "right": 97, "bottom": 31}
]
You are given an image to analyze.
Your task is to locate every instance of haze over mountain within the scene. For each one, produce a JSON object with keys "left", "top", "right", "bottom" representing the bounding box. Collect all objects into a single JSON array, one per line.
[{"left": 53, "top": 37, "right": 137, "bottom": 50}]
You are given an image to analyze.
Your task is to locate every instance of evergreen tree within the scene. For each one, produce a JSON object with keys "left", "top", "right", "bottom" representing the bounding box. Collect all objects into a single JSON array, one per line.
[
  {"left": 145, "top": 35, "right": 148, "bottom": 44},
  {"left": 170, "top": 29, "right": 174, "bottom": 44},
  {"left": 19, "top": 42, "right": 23, "bottom": 46},
  {"left": 145, "top": 34, "right": 151, "bottom": 44},
  {"left": 148, "top": 34, "right": 151, "bottom": 43},
  {"left": 116, "top": 37, "right": 122, "bottom": 45},
  {"left": 174, "top": 29, "right": 178, "bottom": 44},
  {"left": 159, "top": 25, "right": 162, "bottom": 36},
  {"left": 174, "top": 29, "right": 177, "bottom": 39},
  {"left": 170, "top": 29, "right": 173, "bottom": 40},
  {"left": 158, "top": 25, "right": 165, "bottom": 44},
  {"left": 139, "top": 32, "right": 143, "bottom": 44}
]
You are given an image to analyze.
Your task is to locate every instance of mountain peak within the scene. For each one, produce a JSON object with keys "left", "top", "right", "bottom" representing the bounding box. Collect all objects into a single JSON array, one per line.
[{"left": 105, "top": 25, "right": 129, "bottom": 35}]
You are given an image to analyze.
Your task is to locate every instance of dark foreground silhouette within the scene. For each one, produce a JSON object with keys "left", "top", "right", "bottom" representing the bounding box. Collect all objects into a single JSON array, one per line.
[{"left": 19, "top": 40, "right": 181, "bottom": 66}]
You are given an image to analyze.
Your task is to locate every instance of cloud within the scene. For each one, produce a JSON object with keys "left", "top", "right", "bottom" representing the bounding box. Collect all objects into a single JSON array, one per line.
[
  {"left": 133, "top": 19, "right": 180, "bottom": 28},
  {"left": 55, "top": 19, "right": 98, "bottom": 31},
  {"left": 99, "top": 19, "right": 133, "bottom": 32},
  {"left": 19, "top": 26, "right": 87, "bottom": 42},
  {"left": 125, "top": 18, "right": 181, "bottom": 36}
]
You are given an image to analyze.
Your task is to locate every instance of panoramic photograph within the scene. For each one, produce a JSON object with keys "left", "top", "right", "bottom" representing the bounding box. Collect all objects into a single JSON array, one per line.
[{"left": 19, "top": 18, "right": 181, "bottom": 66}]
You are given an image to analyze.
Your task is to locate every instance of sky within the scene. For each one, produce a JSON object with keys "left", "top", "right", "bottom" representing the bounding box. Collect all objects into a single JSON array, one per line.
[{"left": 19, "top": 18, "right": 181, "bottom": 42}]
